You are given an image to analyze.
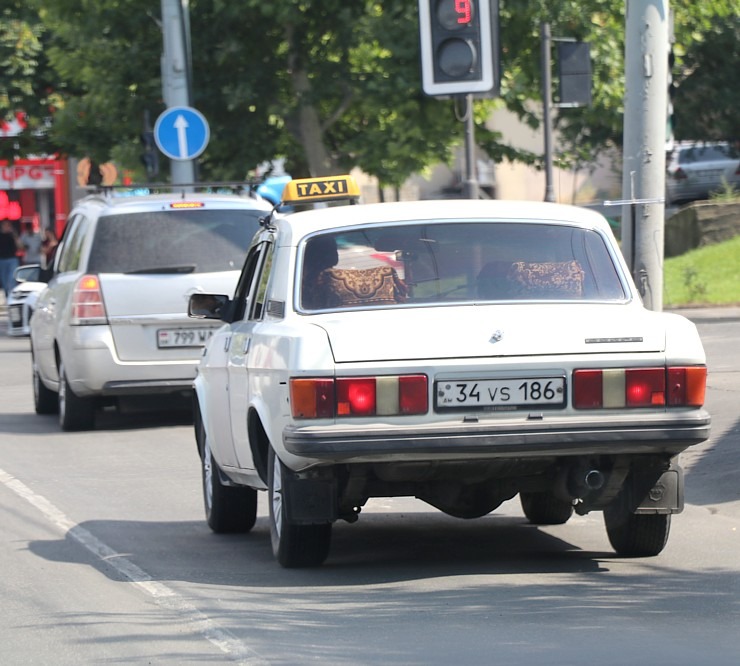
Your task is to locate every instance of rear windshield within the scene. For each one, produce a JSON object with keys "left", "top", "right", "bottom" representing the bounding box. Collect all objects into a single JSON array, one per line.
[
  {"left": 300, "top": 221, "right": 627, "bottom": 311},
  {"left": 88, "top": 209, "right": 263, "bottom": 274},
  {"left": 678, "top": 145, "right": 738, "bottom": 164}
]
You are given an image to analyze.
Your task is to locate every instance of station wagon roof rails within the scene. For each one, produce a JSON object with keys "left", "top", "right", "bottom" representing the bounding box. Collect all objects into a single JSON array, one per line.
[
  {"left": 260, "top": 174, "right": 361, "bottom": 229},
  {"left": 84, "top": 180, "right": 262, "bottom": 198}
]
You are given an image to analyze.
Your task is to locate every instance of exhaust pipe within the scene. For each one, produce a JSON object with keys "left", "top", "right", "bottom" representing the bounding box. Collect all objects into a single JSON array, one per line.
[
  {"left": 584, "top": 469, "right": 605, "bottom": 491},
  {"left": 561, "top": 467, "right": 606, "bottom": 499}
]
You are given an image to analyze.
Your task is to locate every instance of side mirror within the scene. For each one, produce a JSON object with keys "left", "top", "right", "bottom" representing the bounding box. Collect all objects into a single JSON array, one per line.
[
  {"left": 188, "top": 293, "right": 231, "bottom": 321},
  {"left": 13, "top": 264, "right": 42, "bottom": 284}
]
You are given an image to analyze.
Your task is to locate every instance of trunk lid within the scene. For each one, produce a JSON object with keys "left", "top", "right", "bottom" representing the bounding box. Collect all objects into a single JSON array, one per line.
[
  {"left": 99, "top": 272, "right": 238, "bottom": 361},
  {"left": 315, "top": 303, "right": 666, "bottom": 363}
]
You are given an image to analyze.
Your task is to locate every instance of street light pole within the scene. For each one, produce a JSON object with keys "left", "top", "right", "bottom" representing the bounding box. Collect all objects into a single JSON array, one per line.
[
  {"left": 621, "top": 0, "right": 669, "bottom": 311},
  {"left": 463, "top": 94, "right": 479, "bottom": 200},
  {"left": 541, "top": 22, "right": 555, "bottom": 203}
]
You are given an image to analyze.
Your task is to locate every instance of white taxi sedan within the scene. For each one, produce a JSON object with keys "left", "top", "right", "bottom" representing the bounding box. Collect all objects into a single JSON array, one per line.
[{"left": 189, "top": 175, "right": 710, "bottom": 568}]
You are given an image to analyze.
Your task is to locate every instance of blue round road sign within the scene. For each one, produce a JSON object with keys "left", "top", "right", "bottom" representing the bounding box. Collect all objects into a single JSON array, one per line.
[{"left": 154, "top": 106, "right": 210, "bottom": 161}]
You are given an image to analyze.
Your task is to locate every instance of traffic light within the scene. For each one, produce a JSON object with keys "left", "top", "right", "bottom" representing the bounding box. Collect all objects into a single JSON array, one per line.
[
  {"left": 557, "top": 42, "right": 592, "bottom": 106},
  {"left": 140, "top": 130, "right": 159, "bottom": 179},
  {"left": 418, "top": 0, "right": 499, "bottom": 96}
]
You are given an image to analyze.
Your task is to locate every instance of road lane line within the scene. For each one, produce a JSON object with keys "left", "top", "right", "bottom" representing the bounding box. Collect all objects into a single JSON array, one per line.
[{"left": 0, "top": 467, "right": 268, "bottom": 665}]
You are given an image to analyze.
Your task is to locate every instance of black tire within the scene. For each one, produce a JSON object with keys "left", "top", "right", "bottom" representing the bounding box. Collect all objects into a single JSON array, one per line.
[
  {"left": 199, "top": 419, "right": 257, "bottom": 534},
  {"left": 58, "top": 360, "right": 95, "bottom": 431},
  {"left": 32, "top": 349, "right": 58, "bottom": 415},
  {"left": 268, "top": 447, "right": 331, "bottom": 568},
  {"left": 520, "top": 491, "right": 574, "bottom": 525},
  {"left": 604, "top": 503, "right": 671, "bottom": 557}
]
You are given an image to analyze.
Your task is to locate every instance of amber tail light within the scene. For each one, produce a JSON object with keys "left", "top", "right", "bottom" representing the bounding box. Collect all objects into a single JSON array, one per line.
[
  {"left": 290, "top": 375, "right": 428, "bottom": 419},
  {"left": 573, "top": 366, "right": 706, "bottom": 409},
  {"left": 70, "top": 275, "right": 108, "bottom": 325}
]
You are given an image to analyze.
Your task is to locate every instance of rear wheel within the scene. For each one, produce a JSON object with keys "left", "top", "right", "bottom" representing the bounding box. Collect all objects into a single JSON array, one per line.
[
  {"left": 199, "top": 419, "right": 257, "bottom": 533},
  {"left": 32, "top": 349, "right": 57, "bottom": 415},
  {"left": 268, "top": 447, "right": 331, "bottom": 568},
  {"left": 604, "top": 502, "right": 671, "bottom": 557},
  {"left": 520, "top": 491, "right": 574, "bottom": 525},
  {"left": 58, "top": 360, "right": 95, "bottom": 431}
]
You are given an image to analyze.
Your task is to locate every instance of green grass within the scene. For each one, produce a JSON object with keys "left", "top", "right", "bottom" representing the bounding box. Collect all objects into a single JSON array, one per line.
[{"left": 664, "top": 235, "right": 740, "bottom": 307}]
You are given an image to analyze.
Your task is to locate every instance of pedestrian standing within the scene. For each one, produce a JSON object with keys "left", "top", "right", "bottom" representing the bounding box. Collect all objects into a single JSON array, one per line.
[
  {"left": 41, "top": 228, "right": 58, "bottom": 269},
  {"left": 0, "top": 220, "right": 23, "bottom": 299},
  {"left": 20, "top": 220, "right": 43, "bottom": 265}
]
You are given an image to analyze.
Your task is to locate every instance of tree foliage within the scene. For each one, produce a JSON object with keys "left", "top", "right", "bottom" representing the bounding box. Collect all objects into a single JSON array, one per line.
[
  {"left": 0, "top": 0, "right": 60, "bottom": 159},
  {"left": 1, "top": 0, "right": 738, "bottom": 185}
]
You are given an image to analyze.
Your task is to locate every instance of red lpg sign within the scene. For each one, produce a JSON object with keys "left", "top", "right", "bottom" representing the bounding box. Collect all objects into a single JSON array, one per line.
[{"left": 0, "top": 162, "right": 56, "bottom": 189}]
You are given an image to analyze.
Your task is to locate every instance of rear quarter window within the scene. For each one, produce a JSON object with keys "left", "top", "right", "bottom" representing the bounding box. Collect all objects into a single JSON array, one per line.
[{"left": 87, "top": 209, "right": 263, "bottom": 273}]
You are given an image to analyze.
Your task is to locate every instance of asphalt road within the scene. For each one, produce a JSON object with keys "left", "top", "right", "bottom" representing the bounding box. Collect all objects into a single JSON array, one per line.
[{"left": 0, "top": 306, "right": 739, "bottom": 665}]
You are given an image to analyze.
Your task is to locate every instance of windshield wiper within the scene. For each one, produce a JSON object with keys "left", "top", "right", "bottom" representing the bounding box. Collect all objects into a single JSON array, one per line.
[{"left": 125, "top": 264, "right": 197, "bottom": 275}]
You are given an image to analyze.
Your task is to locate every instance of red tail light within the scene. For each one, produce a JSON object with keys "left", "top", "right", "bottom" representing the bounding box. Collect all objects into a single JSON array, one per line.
[
  {"left": 574, "top": 366, "right": 706, "bottom": 409},
  {"left": 70, "top": 275, "right": 107, "bottom": 325},
  {"left": 290, "top": 375, "right": 428, "bottom": 419}
]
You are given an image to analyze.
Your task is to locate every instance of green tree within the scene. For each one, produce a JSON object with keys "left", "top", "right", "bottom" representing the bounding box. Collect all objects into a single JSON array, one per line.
[
  {"left": 671, "top": 13, "right": 740, "bottom": 141},
  {"left": 0, "top": 1, "right": 60, "bottom": 159},
  {"left": 6, "top": 0, "right": 740, "bottom": 186}
]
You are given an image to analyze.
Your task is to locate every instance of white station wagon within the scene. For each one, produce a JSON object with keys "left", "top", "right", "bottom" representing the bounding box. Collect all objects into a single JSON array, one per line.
[
  {"left": 30, "top": 188, "right": 272, "bottom": 430},
  {"left": 189, "top": 175, "right": 710, "bottom": 568}
]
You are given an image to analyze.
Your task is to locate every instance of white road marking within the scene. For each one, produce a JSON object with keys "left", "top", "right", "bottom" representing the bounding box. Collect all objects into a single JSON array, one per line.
[{"left": 0, "top": 467, "right": 268, "bottom": 665}]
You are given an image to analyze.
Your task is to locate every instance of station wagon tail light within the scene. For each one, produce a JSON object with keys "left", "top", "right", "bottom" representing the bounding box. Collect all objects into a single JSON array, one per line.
[
  {"left": 70, "top": 274, "right": 108, "bottom": 325},
  {"left": 573, "top": 366, "right": 706, "bottom": 409},
  {"left": 290, "top": 375, "right": 428, "bottom": 419}
]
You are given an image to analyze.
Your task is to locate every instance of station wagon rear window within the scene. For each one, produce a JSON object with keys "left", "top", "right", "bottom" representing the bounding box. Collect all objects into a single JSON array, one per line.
[
  {"left": 300, "top": 221, "right": 627, "bottom": 311},
  {"left": 87, "top": 209, "right": 263, "bottom": 274}
]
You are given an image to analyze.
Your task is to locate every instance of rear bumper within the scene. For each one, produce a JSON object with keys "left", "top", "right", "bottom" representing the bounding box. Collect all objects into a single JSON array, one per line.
[
  {"left": 63, "top": 326, "right": 199, "bottom": 397},
  {"left": 283, "top": 411, "right": 711, "bottom": 461}
]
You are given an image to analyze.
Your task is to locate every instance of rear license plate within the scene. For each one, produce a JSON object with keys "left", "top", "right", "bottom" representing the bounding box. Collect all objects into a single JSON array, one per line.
[
  {"left": 157, "top": 327, "right": 217, "bottom": 348},
  {"left": 435, "top": 377, "right": 566, "bottom": 410}
]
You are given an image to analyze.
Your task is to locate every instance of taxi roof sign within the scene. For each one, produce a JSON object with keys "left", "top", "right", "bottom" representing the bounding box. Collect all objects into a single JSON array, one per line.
[{"left": 282, "top": 175, "right": 360, "bottom": 205}]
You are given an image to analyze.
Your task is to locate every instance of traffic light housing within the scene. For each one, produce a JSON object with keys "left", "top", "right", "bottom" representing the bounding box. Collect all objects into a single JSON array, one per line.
[
  {"left": 557, "top": 42, "right": 592, "bottom": 106},
  {"left": 418, "top": 0, "right": 499, "bottom": 96},
  {"left": 140, "top": 130, "right": 159, "bottom": 179}
]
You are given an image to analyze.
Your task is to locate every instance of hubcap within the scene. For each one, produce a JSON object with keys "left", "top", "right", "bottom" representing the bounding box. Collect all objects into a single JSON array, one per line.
[
  {"left": 271, "top": 454, "right": 283, "bottom": 537},
  {"left": 58, "top": 364, "right": 67, "bottom": 423},
  {"left": 203, "top": 434, "right": 213, "bottom": 511}
]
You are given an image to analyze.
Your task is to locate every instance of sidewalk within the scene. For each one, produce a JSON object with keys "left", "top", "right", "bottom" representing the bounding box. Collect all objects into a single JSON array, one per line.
[{"left": 667, "top": 305, "right": 740, "bottom": 322}]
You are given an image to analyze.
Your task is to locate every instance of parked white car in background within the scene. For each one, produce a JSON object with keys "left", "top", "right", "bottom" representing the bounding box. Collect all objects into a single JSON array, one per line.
[
  {"left": 7, "top": 264, "right": 46, "bottom": 336},
  {"left": 666, "top": 141, "right": 740, "bottom": 205},
  {"left": 189, "top": 175, "right": 710, "bottom": 568}
]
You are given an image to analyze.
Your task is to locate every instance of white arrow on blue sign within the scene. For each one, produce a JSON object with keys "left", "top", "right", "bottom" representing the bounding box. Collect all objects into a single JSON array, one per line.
[{"left": 153, "top": 106, "right": 210, "bottom": 161}]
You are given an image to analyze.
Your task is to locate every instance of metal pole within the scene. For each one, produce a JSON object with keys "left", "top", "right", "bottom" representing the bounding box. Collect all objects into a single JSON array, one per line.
[
  {"left": 541, "top": 22, "right": 555, "bottom": 202},
  {"left": 161, "top": 0, "right": 195, "bottom": 185},
  {"left": 621, "top": 0, "right": 669, "bottom": 311},
  {"left": 463, "top": 94, "right": 479, "bottom": 199}
]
